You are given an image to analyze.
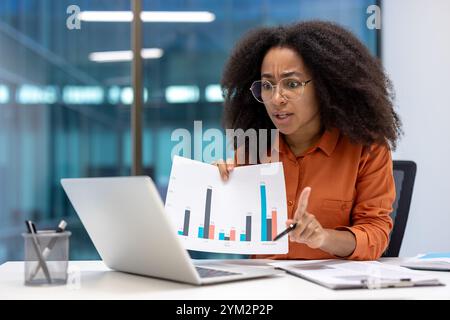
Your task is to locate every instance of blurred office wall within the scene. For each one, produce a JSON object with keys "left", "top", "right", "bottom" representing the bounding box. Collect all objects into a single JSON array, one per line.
[
  {"left": 383, "top": 0, "right": 450, "bottom": 256},
  {"left": 0, "top": 0, "right": 378, "bottom": 263}
]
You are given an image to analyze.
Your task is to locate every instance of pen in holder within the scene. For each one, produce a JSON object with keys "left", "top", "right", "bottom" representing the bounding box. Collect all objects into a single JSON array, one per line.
[{"left": 22, "top": 228, "right": 71, "bottom": 286}]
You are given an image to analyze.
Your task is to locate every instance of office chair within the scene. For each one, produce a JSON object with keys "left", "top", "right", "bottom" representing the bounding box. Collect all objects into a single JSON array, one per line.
[{"left": 383, "top": 160, "right": 417, "bottom": 257}]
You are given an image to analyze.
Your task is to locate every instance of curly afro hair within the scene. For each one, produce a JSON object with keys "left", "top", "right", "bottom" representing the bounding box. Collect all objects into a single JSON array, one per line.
[{"left": 221, "top": 20, "right": 402, "bottom": 151}]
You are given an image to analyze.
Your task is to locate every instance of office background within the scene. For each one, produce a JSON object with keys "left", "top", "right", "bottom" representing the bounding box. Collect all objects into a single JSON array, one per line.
[
  {"left": 383, "top": 0, "right": 450, "bottom": 256},
  {"left": 2, "top": 0, "right": 445, "bottom": 264}
]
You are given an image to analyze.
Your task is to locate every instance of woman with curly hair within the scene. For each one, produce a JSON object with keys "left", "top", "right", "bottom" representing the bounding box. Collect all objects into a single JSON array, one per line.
[{"left": 215, "top": 21, "right": 402, "bottom": 260}]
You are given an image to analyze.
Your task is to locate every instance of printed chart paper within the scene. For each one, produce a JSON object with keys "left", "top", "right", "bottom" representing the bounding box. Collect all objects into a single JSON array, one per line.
[{"left": 165, "top": 156, "right": 288, "bottom": 254}]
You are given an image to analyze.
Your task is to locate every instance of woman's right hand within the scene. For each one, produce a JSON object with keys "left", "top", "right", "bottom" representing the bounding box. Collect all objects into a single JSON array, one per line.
[{"left": 213, "top": 159, "right": 235, "bottom": 181}]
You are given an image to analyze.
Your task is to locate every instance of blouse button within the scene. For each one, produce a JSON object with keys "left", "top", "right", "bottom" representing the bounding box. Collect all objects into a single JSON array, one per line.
[{"left": 288, "top": 200, "right": 294, "bottom": 206}]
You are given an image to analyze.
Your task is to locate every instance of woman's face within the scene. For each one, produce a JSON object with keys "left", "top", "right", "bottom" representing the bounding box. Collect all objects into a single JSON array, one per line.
[{"left": 260, "top": 46, "right": 320, "bottom": 136}]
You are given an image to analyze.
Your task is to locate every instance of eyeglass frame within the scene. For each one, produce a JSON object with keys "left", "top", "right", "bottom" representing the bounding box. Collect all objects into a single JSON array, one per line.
[{"left": 249, "top": 78, "right": 313, "bottom": 103}]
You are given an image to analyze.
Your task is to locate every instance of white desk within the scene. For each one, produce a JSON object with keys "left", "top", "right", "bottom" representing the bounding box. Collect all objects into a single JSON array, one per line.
[{"left": 1, "top": 258, "right": 449, "bottom": 300}]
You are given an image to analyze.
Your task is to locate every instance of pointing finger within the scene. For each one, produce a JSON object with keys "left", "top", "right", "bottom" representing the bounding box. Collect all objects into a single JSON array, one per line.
[{"left": 294, "top": 187, "right": 311, "bottom": 221}]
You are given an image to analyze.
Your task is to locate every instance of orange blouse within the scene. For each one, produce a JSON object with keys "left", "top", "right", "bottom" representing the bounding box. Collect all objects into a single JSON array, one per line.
[{"left": 252, "top": 127, "right": 395, "bottom": 260}]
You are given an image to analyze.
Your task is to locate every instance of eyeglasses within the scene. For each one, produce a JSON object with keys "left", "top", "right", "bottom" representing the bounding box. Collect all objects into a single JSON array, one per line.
[{"left": 249, "top": 78, "right": 312, "bottom": 103}]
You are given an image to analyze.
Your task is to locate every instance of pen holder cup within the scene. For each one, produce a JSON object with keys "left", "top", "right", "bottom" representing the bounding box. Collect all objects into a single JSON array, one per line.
[{"left": 22, "top": 231, "right": 71, "bottom": 286}]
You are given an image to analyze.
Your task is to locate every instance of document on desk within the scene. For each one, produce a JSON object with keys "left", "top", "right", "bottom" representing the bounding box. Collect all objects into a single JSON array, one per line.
[
  {"left": 270, "top": 260, "right": 444, "bottom": 290},
  {"left": 401, "top": 252, "right": 450, "bottom": 271},
  {"left": 165, "top": 156, "right": 288, "bottom": 254}
]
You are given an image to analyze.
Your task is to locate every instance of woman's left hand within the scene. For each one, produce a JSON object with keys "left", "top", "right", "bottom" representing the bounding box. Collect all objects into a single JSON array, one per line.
[{"left": 286, "top": 187, "right": 329, "bottom": 249}]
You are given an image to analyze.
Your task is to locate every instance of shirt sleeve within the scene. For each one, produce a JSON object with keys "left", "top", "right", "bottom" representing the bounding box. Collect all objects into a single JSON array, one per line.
[{"left": 335, "top": 143, "right": 395, "bottom": 260}]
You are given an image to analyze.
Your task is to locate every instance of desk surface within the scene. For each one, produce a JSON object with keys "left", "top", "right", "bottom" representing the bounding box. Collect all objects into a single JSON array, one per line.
[{"left": 1, "top": 258, "right": 449, "bottom": 300}]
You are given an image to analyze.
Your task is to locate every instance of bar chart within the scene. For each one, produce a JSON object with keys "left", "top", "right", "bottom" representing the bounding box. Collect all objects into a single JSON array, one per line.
[
  {"left": 165, "top": 156, "right": 288, "bottom": 254},
  {"left": 178, "top": 186, "right": 279, "bottom": 243}
]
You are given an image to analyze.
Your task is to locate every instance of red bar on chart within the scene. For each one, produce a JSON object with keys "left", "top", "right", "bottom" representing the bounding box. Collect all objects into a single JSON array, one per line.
[
  {"left": 209, "top": 225, "right": 215, "bottom": 240},
  {"left": 230, "top": 229, "right": 236, "bottom": 241},
  {"left": 272, "top": 209, "right": 277, "bottom": 240}
]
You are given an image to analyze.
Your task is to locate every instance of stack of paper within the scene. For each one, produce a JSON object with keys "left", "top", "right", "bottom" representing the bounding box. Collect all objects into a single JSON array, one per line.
[
  {"left": 270, "top": 260, "right": 443, "bottom": 290},
  {"left": 401, "top": 252, "right": 450, "bottom": 271}
]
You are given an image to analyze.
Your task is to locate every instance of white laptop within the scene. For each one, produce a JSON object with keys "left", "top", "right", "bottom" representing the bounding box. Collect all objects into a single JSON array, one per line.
[{"left": 61, "top": 176, "right": 280, "bottom": 285}]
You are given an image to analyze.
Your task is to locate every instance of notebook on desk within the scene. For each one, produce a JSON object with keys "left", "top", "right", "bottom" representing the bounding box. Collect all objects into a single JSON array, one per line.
[
  {"left": 270, "top": 260, "right": 444, "bottom": 290},
  {"left": 401, "top": 252, "right": 450, "bottom": 271}
]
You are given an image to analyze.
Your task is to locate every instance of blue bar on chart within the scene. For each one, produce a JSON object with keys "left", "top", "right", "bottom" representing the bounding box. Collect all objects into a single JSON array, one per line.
[
  {"left": 240, "top": 234, "right": 246, "bottom": 241},
  {"left": 198, "top": 226, "right": 204, "bottom": 238},
  {"left": 182, "top": 208, "right": 190, "bottom": 236},
  {"left": 219, "top": 232, "right": 225, "bottom": 240},
  {"left": 203, "top": 187, "right": 212, "bottom": 239},
  {"left": 260, "top": 183, "right": 267, "bottom": 241},
  {"left": 178, "top": 230, "right": 183, "bottom": 235}
]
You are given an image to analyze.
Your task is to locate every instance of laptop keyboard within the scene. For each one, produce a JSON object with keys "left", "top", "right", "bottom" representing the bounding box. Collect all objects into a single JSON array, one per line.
[{"left": 195, "top": 266, "right": 241, "bottom": 278}]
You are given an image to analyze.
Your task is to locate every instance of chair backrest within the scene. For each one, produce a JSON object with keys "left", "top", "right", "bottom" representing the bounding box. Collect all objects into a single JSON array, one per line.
[{"left": 383, "top": 160, "right": 417, "bottom": 257}]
